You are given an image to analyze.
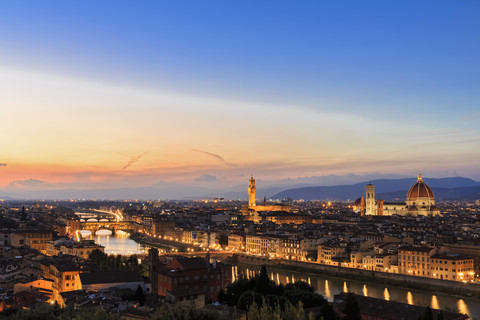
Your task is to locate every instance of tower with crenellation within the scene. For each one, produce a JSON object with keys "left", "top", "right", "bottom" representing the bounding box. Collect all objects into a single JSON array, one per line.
[{"left": 248, "top": 175, "right": 256, "bottom": 207}]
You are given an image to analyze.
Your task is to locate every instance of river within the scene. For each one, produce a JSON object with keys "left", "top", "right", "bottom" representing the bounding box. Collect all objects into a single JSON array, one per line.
[
  {"left": 85, "top": 232, "right": 480, "bottom": 319},
  {"left": 79, "top": 230, "right": 146, "bottom": 255},
  {"left": 235, "top": 264, "right": 480, "bottom": 319}
]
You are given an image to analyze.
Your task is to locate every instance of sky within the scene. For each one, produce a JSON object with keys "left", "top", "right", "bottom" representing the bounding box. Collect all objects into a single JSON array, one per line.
[{"left": 0, "top": 1, "right": 479, "bottom": 197}]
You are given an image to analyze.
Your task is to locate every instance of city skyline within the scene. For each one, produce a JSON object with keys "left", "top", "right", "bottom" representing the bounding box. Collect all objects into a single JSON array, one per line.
[{"left": 1, "top": 1, "right": 480, "bottom": 195}]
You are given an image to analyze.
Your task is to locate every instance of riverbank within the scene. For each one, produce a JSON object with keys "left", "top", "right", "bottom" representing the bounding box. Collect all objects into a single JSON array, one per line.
[
  {"left": 129, "top": 232, "right": 175, "bottom": 251},
  {"left": 232, "top": 254, "right": 480, "bottom": 300}
]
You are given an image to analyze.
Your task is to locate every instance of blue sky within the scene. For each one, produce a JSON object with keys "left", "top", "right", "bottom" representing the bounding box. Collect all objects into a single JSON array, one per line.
[{"left": 0, "top": 1, "right": 479, "bottom": 194}]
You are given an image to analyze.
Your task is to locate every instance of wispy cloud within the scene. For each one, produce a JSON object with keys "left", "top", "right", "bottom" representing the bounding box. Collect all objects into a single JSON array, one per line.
[
  {"left": 195, "top": 174, "right": 217, "bottom": 182},
  {"left": 192, "top": 149, "right": 226, "bottom": 162},
  {"left": 0, "top": 163, "right": 6, "bottom": 167},
  {"left": 8, "top": 178, "right": 49, "bottom": 189},
  {"left": 117, "top": 152, "right": 148, "bottom": 170}
]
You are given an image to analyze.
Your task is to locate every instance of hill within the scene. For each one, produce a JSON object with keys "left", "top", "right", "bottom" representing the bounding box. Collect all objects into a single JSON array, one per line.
[{"left": 270, "top": 177, "right": 480, "bottom": 201}]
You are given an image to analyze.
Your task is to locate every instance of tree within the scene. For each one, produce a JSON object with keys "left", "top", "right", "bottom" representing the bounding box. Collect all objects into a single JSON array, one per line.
[
  {"left": 424, "top": 306, "right": 434, "bottom": 320},
  {"left": 218, "top": 234, "right": 228, "bottom": 247},
  {"left": 134, "top": 285, "right": 146, "bottom": 306},
  {"left": 254, "top": 265, "right": 271, "bottom": 294},
  {"left": 149, "top": 303, "right": 227, "bottom": 320},
  {"left": 320, "top": 303, "right": 338, "bottom": 320},
  {"left": 342, "top": 293, "right": 361, "bottom": 320},
  {"left": 436, "top": 310, "right": 445, "bottom": 320}
]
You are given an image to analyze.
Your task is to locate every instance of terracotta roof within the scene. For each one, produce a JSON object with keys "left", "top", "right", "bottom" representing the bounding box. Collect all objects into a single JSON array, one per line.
[
  {"left": 168, "top": 257, "right": 207, "bottom": 271},
  {"left": 398, "top": 245, "right": 434, "bottom": 253},
  {"left": 80, "top": 271, "right": 144, "bottom": 285},
  {"left": 431, "top": 253, "right": 472, "bottom": 261},
  {"left": 406, "top": 173, "right": 435, "bottom": 201}
]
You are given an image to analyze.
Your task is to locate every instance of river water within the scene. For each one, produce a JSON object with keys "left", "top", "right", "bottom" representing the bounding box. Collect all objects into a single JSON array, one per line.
[
  {"left": 85, "top": 232, "right": 480, "bottom": 319},
  {"left": 79, "top": 230, "right": 145, "bottom": 255},
  {"left": 236, "top": 264, "right": 480, "bottom": 319}
]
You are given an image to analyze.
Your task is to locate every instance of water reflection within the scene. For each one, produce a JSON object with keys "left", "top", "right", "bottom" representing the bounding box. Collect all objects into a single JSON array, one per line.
[
  {"left": 407, "top": 292, "right": 413, "bottom": 305},
  {"left": 325, "top": 280, "right": 331, "bottom": 299},
  {"left": 82, "top": 231, "right": 144, "bottom": 255},
  {"left": 384, "top": 288, "right": 390, "bottom": 301},
  {"left": 234, "top": 266, "right": 480, "bottom": 318},
  {"left": 458, "top": 299, "right": 469, "bottom": 316},
  {"left": 431, "top": 295, "right": 439, "bottom": 310}
]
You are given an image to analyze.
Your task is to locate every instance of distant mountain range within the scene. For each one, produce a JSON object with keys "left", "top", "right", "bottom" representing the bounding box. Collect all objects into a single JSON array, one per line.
[
  {"left": 270, "top": 177, "right": 480, "bottom": 201},
  {"left": 1, "top": 176, "right": 479, "bottom": 202}
]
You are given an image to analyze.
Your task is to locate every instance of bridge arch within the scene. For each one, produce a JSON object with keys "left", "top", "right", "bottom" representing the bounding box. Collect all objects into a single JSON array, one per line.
[
  {"left": 95, "top": 229, "right": 113, "bottom": 236},
  {"left": 79, "top": 230, "right": 92, "bottom": 237}
]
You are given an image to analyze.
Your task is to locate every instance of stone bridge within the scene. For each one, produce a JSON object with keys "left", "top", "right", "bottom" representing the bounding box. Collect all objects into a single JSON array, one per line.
[{"left": 79, "top": 220, "right": 135, "bottom": 235}]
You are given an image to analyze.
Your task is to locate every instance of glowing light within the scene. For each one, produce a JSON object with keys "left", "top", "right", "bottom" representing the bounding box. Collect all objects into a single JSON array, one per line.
[
  {"left": 407, "top": 292, "right": 413, "bottom": 305},
  {"left": 325, "top": 280, "right": 331, "bottom": 299},
  {"left": 343, "top": 281, "right": 348, "bottom": 293},
  {"left": 363, "top": 284, "right": 368, "bottom": 296},
  {"left": 384, "top": 288, "right": 390, "bottom": 301},
  {"left": 457, "top": 299, "right": 469, "bottom": 315},
  {"left": 431, "top": 295, "right": 439, "bottom": 310}
]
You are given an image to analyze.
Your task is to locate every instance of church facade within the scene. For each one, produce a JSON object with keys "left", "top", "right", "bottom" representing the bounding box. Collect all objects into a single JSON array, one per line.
[{"left": 353, "top": 172, "right": 440, "bottom": 216}]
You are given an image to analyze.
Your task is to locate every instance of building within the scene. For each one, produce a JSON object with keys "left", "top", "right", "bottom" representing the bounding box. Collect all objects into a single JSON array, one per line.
[
  {"left": 241, "top": 176, "right": 290, "bottom": 222},
  {"left": 430, "top": 253, "right": 475, "bottom": 282},
  {"left": 79, "top": 271, "right": 148, "bottom": 292},
  {"left": 245, "top": 234, "right": 267, "bottom": 255},
  {"left": 11, "top": 230, "right": 53, "bottom": 254},
  {"left": 228, "top": 233, "right": 245, "bottom": 251},
  {"left": 40, "top": 256, "right": 88, "bottom": 303},
  {"left": 166, "top": 288, "right": 206, "bottom": 309},
  {"left": 148, "top": 252, "right": 232, "bottom": 301},
  {"left": 13, "top": 277, "right": 54, "bottom": 302},
  {"left": 318, "top": 242, "right": 346, "bottom": 265},
  {"left": 357, "top": 172, "right": 441, "bottom": 216},
  {"left": 152, "top": 218, "right": 175, "bottom": 238},
  {"left": 263, "top": 211, "right": 313, "bottom": 225},
  {"left": 46, "top": 239, "right": 104, "bottom": 259},
  {"left": 398, "top": 245, "right": 436, "bottom": 277}
]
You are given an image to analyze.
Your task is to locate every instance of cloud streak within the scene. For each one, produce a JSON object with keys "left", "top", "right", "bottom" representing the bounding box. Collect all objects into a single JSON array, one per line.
[
  {"left": 192, "top": 149, "right": 225, "bottom": 162},
  {"left": 0, "top": 163, "right": 6, "bottom": 167},
  {"left": 117, "top": 152, "right": 148, "bottom": 170},
  {"left": 191, "top": 149, "right": 238, "bottom": 168}
]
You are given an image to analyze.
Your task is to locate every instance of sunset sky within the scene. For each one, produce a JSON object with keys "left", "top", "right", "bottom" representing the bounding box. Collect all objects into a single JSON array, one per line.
[{"left": 1, "top": 1, "right": 479, "bottom": 196}]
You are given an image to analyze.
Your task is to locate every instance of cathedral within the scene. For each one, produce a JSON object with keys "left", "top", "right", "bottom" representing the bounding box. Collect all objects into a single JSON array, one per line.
[{"left": 353, "top": 172, "right": 440, "bottom": 216}]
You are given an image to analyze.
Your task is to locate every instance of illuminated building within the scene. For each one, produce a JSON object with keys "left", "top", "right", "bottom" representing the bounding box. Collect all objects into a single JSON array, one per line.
[
  {"left": 430, "top": 254, "right": 475, "bottom": 282},
  {"left": 356, "top": 172, "right": 440, "bottom": 216},
  {"left": 398, "top": 245, "right": 436, "bottom": 277},
  {"left": 241, "top": 175, "right": 290, "bottom": 222}
]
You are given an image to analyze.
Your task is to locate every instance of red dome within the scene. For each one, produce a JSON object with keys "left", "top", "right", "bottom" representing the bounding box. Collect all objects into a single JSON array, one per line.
[{"left": 406, "top": 172, "right": 435, "bottom": 201}]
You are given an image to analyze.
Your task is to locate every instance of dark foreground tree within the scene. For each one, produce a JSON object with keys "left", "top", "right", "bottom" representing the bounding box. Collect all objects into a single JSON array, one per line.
[
  {"left": 437, "top": 310, "right": 445, "bottom": 320},
  {"left": 149, "top": 303, "right": 228, "bottom": 320},
  {"left": 424, "top": 306, "right": 434, "bottom": 320}
]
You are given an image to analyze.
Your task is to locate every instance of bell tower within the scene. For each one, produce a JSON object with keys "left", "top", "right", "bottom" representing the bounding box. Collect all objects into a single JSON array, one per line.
[
  {"left": 365, "top": 183, "right": 376, "bottom": 215},
  {"left": 248, "top": 175, "right": 256, "bottom": 207}
]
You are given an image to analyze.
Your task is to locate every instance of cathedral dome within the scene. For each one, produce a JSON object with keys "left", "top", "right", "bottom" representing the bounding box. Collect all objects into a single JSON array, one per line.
[{"left": 406, "top": 172, "right": 435, "bottom": 201}]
